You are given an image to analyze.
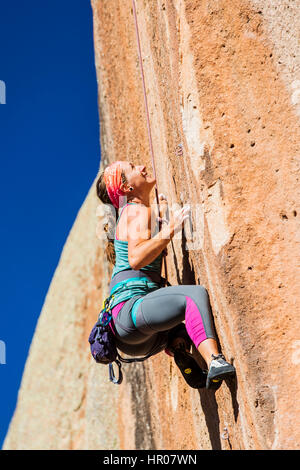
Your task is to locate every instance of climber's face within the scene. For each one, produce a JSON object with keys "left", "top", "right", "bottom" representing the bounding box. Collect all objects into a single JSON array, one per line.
[{"left": 121, "top": 161, "right": 156, "bottom": 195}]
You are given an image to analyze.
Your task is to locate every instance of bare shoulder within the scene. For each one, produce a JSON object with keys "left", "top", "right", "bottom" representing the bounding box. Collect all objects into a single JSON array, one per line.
[
  {"left": 127, "top": 205, "right": 152, "bottom": 244},
  {"left": 127, "top": 204, "right": 151, "bottom": 230}
]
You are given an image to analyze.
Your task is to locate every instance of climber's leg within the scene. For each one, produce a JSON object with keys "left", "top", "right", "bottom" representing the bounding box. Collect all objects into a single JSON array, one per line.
[
  {"left": 134, "top": 285, "right": 217, "bottom": 349},
  {"left": 197, "top": 338, "right": 219, "bottom": 366},
  {"left": 178, "top": 285, "right": 236, "bottom": 388},
  {"left": 164, "top": 322, "right": 207, "bottom": 388},
  {"left": 182, "top": 287, "right": 219, "bottom": 364},
  {"left": 133, "top": 284, "right": 236, "bottom": 389}
]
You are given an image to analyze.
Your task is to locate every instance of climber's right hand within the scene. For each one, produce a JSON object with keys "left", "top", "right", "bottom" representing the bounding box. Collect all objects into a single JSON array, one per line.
[{"left": 168, "top": 205, "right": 191, "bottom": 236}]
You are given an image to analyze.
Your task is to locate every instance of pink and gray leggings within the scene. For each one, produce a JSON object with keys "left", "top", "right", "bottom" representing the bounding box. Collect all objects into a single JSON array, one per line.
[{"left": 110, "top": 285, "right": 217, "bottom": 358}]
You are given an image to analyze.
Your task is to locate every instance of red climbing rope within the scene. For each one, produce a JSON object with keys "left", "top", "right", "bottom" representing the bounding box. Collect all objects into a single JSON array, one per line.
[{"left": 131, "top": 0, "right": 168, "bottom": 282}]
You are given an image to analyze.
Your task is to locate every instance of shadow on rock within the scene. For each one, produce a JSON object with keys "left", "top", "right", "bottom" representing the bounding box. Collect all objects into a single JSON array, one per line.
[
  {"left": 173, "top": 229, "right": 240, "bottom": 449},
  {"left": 198, "top": 387, "right": 222, "bottom": 449}
]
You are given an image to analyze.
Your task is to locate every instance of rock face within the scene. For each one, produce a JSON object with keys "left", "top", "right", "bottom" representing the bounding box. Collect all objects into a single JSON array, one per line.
[{"left": 4, "top": 0, "right": 300, "bottom": 450}]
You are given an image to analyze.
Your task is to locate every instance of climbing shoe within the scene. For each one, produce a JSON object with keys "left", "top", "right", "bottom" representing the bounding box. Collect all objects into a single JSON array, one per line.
[
  {"left": 174, "top": 344, "right": 207, "bottom": 389},
  {"left": 206, "top": 354, "right": 236, "bottom": 390}
]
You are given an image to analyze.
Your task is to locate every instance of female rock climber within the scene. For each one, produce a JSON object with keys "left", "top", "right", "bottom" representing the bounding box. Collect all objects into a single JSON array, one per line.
[{"left": 96, "top": 158, "right": 236, "bottom": 390}]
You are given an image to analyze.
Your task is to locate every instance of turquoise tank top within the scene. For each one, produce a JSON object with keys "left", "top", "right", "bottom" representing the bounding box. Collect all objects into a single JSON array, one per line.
[{"left": 109, "top": 202, "right": 163, "bottom": 312}]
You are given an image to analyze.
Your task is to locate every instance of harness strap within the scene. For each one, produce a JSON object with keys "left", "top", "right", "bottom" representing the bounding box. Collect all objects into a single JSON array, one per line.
[
  {"left": 109, "top": 349, "right": 159, "bottom": 385},
  {"left": 109, "top": 268, "right": 167, "bottom": 293}
]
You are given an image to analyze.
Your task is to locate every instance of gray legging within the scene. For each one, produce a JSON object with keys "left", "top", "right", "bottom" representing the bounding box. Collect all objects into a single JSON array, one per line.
[{"left": 111, "top": 285, "right": 217, "bottom": 357}]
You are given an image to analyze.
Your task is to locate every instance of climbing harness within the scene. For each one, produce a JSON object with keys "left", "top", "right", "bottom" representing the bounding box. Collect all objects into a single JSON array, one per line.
[
  {"left": 131, "top": 0, "right": 168, "bottom": 283},
  {"left": 89, "top": 290, "right": 167, "bottom": 385},
  {"left": 109, "top": 268, "right": 170, "bottom": 292}
]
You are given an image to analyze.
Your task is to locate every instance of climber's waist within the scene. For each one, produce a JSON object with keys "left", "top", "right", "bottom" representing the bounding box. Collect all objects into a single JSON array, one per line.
[{"left": 109, "top": 269, "right": 166, "bottom": 293}]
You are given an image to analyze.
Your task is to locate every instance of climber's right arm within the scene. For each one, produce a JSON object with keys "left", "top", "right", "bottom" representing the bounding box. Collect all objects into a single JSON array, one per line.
[{"left": 127, "top": 205, "right": 174, "bottom": 270}]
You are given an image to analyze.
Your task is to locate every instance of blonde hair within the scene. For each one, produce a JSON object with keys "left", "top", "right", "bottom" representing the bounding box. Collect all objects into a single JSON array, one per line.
[{"left": 96, "top": 168, "right": 129, "bottom": 265}]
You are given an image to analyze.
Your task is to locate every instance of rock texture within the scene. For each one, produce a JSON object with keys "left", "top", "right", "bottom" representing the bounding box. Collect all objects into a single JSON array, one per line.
[{"left": 4, "top": 0, "right": 300, "bottom": 450}]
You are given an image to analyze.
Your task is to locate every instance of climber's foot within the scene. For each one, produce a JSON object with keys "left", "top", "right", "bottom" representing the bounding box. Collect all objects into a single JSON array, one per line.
[
  {"left": 174, "top": 344, "right": 207, "bottom": 389},
  {"left": 206, "top": 354, "right": 236, "bottom": 390}
]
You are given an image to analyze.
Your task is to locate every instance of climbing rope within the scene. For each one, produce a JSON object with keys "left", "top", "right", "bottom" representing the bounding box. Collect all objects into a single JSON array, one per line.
[{"left": 132, "top": 0, "right": 168, "bottom": 283}]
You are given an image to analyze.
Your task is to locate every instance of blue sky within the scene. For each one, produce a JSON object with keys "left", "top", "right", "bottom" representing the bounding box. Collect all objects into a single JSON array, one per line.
[{"left": 0, "top": 1, "right": 100, "bottom": 446}]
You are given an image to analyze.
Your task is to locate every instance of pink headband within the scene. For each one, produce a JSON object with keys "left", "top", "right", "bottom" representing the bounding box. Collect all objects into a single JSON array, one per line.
[{"left": 103, "top": 161, "right": 127, "bottom": 208}]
